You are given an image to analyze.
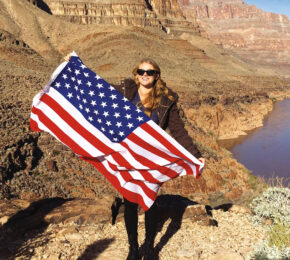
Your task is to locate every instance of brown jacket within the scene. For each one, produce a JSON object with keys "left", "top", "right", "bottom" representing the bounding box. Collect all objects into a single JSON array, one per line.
[{"left": 112, "top": 78, "right": 201, "bottom": 158}]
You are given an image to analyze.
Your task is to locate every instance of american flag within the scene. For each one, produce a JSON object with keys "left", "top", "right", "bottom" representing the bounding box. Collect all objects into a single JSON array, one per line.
[{"left": 30, "top": 52, "right": 204, "bottom": 211}]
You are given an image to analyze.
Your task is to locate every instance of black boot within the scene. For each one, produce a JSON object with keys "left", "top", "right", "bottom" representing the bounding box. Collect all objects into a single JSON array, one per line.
[{"left": 124, "top": 198, "right": 139, "bottom": 260}]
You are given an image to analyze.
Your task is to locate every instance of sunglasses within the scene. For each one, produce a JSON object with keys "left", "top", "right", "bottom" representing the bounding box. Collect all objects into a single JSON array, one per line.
[{"left": 136, "top": 69, "right": 158, "bottom": 76}]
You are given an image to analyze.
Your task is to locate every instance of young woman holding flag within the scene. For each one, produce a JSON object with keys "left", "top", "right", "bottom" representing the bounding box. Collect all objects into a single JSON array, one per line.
[{"left": 113, "top": 58, "right": 205, "bottom": 260}]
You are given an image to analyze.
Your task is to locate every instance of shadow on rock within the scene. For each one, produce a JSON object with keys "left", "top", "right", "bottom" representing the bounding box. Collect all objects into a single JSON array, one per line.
[
  {"left": 77, "top": 238, "right": 115, "bottom": 260},
  {"left": 0, "top": 197, "right": 72, "bottom": 259},
  {"left": 139, "top": 194, "right": 217, "bottom": 259}
]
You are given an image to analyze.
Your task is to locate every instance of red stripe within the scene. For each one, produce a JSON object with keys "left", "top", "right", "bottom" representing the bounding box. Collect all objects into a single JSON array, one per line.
[
  {"left": 32, "top": 107, "right": 91, "bottom": 157},
  {"left": 40, "top": 94, "right": 113, "bottom": 155},
  {"left": 127, "top": 129, "right": 193, "bottom": 176},
  {"left": 141, "top": 123, "right": 195, "bottom": 167},
  {"left": 121, "top": 141, "right": 179, "bottom": 179},
  {"left": 106, "top": 161, "right": 158, "bottom": 201},
  {"left": 85, "top": 157, "right": 152, "bottom": 211},
  {"left": 30, "top": 117, "right": 43, "bottom": 132}
]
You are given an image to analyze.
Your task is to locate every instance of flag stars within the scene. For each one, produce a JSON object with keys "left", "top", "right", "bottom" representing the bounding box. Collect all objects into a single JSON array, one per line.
[
  {"left": 105, "top": 121, "right": 112, "bottom": 126},
  {"left": 85, "top": 108, "right": 90, "bottom": 113},
  {"left": 71, "top": 77, "right": 76, "bottom": 82},
  {"left": 88, "top": 91, "right": 95, "bottom": 97},
  {"left": 112, "top": 103, "right": 118, "bottom": 109},
  {"left": 101, "top": 127, "right": 106, "bottom": 132},
  {"left": 136, "top": 108, "right": 142, "bottom": 113},
  {"left": 137, "top": 116, "right": 144, "bottom": 121},
  {"left": 86, "top": 81, "right": 92, "bottom": 87},
  {"left": 101, "top": 101, "right": 107, "bottom": 108},
  {"left": 62, "top": 74, "right": 67, "bottom": 79},
  {"left": 95, "top": 75, "right": 101, "bottom": 80},
  {"left": 110, "top": 94, "right": 117, "bottom": 100},
  {"left": 103, "top": 111, "right": 109, "bottom": 117},
  {"left": 55, "top": 82, "right": 61, "bottom": 88},
  {"left": 65, "top": 83, "right": 71, "bottom": 89},
  {"left": 99, "top": 92, "right": 105, "bottom": 98},
  {"left": 80, "top": 89, "right": 84, "bottom": 95},
  {"left": 125, "top": 114, "right": 132, "bottom": 119},
  {"left": 127, "top": 123, "right": 134, "bottom": 129},
  {"left": 67, "top": 67, "right": 72, "bottom": 72},
  {"left": 118, "top": 131, "right": 125, "bottom": 137},
  {"left": 77, "top": 95, "right": 80, "bottom": 100},
  {"left": 79, "top": 104, "right": 83, "bottom": 110},
  {"left": 91, "top": 100, "right": 96, "bottom": 106},
  {"left": 113, "top": 112, "right": 120, "bottom": 118},
  {"left": 82, "top": 98, "right": 87, "bottom": 104},
  {"left": 116, "top": 122, "right": 122, "bottom": 128},
  {"left": 74, "top": 86, "right": 78, "bottom": 91},
  {"left": 67, "top": 93, "right": 73, "bottom": 99},
  {"left": 124, "top": 105, "right": 130, "bottom": 111},
  {"left": 84, "top": 72, "right": 89, "bottom": 77},
  {"left": 122, "top": 97, "right": 128, "bottom": 102},
  {"left": 109, "top": 86, "right": 115, "bottom": 91},
  {"left": 77, "top": 79, "right": 82, "bottom": 85},
  {"left": 97, "top": 118, "right": 102, "bottom": 123},
  {"left": 109, "top": 130, "right": 114, "bottom": 135},
  {"left": 113, "top": 137, "right": 118, "bottom": 142},
  {"left": 97, "top": 83, "right": 103, "bottom": 89},
  {"left": 80, "top": 64, "right": 87, "bottom": 69},
  {"left": 94, "top": 110, "right": 99, "bottom": 115},
  {"left": 88, "top": 116, "right": 93, "bottom": 122},
  {"left": 75, "top": 69, "right": 80, "bottom": 75}
]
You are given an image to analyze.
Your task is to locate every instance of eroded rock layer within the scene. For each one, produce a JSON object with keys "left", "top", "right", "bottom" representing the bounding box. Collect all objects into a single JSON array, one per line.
[
  {"left": 40, "top": 0, "right": 197, "bottom": 33},
  {"left": 178, "top": 0, "right": 290, "bottom": 77}
]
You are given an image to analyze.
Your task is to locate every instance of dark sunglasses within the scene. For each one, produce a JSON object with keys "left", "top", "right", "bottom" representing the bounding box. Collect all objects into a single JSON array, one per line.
[{"left": 136, "top": 69, "right": 158, "bottom": 76}]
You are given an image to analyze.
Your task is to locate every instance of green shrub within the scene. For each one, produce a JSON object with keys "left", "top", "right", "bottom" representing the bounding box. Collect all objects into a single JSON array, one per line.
[
  {"left": 249, "top": 187, "right": 290, "bottom": 260},
  {"left": 250, "top": 187, "right": 290, "bottom": 225}
]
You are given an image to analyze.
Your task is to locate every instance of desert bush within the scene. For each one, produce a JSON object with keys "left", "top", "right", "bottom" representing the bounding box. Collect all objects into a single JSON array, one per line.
[
  {"left": 249, "top": 187, "right": 290, "bottom": 260},
  {"left": 250, "top": 187, "right": 290, "bottom": 225}
]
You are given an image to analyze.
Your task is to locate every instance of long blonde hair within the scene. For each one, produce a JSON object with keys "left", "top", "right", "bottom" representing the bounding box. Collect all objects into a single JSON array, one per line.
[{"left": 132, "top": 58, "right": 174, "bottom": 116}]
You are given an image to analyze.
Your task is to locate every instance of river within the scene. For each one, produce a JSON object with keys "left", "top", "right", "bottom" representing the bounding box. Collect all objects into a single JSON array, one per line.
[{"left": 219, "top": 98, "right": 290, "bottom": 186}]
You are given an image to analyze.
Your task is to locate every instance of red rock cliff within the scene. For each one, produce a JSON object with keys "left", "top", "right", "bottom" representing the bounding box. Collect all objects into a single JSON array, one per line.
[
  {"left": 41, "top": 0, "right": 196, "bottom": 34},
  {"left": 178, "top": 0, "right": 290, "bottom": 77}
]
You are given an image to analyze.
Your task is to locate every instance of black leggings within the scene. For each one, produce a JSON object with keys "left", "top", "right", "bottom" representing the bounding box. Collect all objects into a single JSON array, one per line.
[{"left": 124, "top": 198, "right": 157, "bottom": 247}]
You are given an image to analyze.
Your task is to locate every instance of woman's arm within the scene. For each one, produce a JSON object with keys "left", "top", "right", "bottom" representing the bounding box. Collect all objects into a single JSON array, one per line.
[{"left": 167, "top": 102, "right": 202, "bottom": 159}]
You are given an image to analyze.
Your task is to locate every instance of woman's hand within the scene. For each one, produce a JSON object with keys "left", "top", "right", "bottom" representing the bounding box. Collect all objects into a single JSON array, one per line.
[
  {"left": 64, "top": 53, "right": 72, "bottom": 62},
  {"left": 198, "top": 157, "right": 205, "bottom": 165}
]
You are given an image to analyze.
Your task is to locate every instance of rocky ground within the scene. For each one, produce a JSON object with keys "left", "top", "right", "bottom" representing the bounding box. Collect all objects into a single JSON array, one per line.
[{"left": 0, "top": 196, "right": 266, "bottom": 260}]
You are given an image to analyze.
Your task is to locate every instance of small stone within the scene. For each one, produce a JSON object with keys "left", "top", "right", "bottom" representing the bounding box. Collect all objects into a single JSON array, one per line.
[
  {"left": 47, "top": 254, "right": 60, "bottom": 260},
  {"left": 210, "top": 251, "right": 244, "bottom": 260},
  {"left": 229, "top": 205, "right": 252, "bottom": 215},
  {"left": 46, "top": 160, "right": 58, "bottom": 172},
  {"left": 0, "top": 216, "right": 9, "bottom": 225}
]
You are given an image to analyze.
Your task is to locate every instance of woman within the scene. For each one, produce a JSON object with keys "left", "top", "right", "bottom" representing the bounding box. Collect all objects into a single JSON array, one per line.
[{"left": 113, "top": 58, "right": 205, "bottom": 260}]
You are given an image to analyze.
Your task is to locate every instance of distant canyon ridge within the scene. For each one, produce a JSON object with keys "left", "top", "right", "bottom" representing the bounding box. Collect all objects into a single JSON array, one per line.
[{"left": 29, "top": 0, "right": 290, "bottom": 77}]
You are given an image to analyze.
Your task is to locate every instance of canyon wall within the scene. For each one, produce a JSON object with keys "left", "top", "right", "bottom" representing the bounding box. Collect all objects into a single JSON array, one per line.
[
  {"left": 178, "top": 0, "right": 290, "bottom": 77},
  {"left": 39, "top": 0, "right": 198, "bottom": 33}
]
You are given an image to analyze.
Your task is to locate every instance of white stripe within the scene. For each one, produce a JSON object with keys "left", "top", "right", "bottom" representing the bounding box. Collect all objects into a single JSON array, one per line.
[
  {"left": 31, "top": 112, "right": 59, "bottom": 141},
  {"left": 129, "top": 124, "right": 198, "bottom": 176},
  {"left": 34, "top": 101, "right": 104, "bottom": 157},
  {"left": 123, "top": 138, "right": 171, "bottom": 165},
  {"left": 102, "top": 160, "right": 154, "bottom": 208},
  {"left": 148, "top": 121, "right": 204, "bottom": 168}
]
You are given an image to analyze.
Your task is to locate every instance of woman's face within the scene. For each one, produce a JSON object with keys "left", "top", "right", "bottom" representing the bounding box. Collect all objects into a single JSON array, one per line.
[{"left": 137, "top": 62, "right": 159, "bottom": 89}]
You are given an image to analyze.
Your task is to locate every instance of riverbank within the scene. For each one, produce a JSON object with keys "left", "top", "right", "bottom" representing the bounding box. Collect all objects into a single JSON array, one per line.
[{"left": 184, "top": 88, "right": 290, "bottom": 141}]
